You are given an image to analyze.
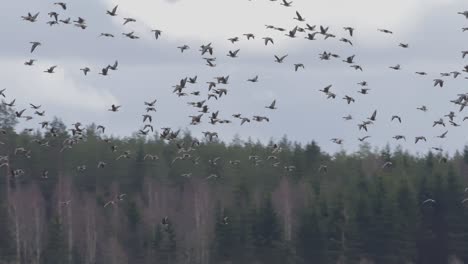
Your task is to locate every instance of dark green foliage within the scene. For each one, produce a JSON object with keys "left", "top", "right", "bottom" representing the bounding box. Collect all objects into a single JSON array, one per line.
[{"left": 42, "top": 217, "right": 66, "bottom": 264}]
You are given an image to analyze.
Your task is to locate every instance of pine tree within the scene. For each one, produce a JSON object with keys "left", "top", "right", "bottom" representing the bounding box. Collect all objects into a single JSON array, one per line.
[{"left": 42, "top": 217, "right": 67, "bottom": 264}]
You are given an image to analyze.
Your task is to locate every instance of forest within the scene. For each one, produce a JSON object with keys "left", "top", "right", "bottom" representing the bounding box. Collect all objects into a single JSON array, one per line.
[{"left": 1, "top": 106, "right": 468, "bottom": 264}]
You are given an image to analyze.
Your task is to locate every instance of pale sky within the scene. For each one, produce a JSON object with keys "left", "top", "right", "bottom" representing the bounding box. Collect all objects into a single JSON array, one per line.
[{"left": 3, "top": 0, "right": 468, "bottom": 154}]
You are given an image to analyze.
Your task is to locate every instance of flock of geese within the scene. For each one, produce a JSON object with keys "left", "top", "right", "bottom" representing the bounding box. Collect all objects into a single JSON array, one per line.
[{"left": 3, "top": 1, "right": 468, "bottom": 225}]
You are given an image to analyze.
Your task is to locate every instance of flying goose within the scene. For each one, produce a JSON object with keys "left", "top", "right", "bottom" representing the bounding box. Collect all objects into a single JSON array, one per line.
[
  {"left": 350, "top": 65, "right": 363, "bottom": 71},
  {"left": 107, "top": 5, "right": 118, "bottom": 16},
  {"left": 80, "top": 67, "right": 90, "bottom": 75},
  {"left": 437, "top": 131, "right": 448, "bottom": 139},
  {"left": 368, "top": 110, "right": 377, "bottom": 121},
  {"left": 343, "top": 95, "right": 355, "bottom": 104},
  {"left": 244, "top": 33, "right": 255, "bottom": 40},
  {"left": 59, "top": 17, "right": 71, "bottom": 24},
  {"left": 177, "top": 45, "right": 190, "bottom": 53},
  {"left": 280, "top": 0, "right": 293, "bottom": 7},
  {"left": 206, "top": 174, "right": 219, "bottom": 180},
  {"left": 393, "top": 135, "right": 406, "bottom": 141},
  {"left": 108, "top": 61, "right": 118, "bottom": 71},
  {"left": 340, "top": 38, "right": 353, "bottom": 46},
  {"left": 294, "top": 11, "right": 305, "bottom": 21},
  {"left": 391, "top": 115, "right": 402, "bottom": 123},
  {"left": 358, "top": 136, "right": 371, "bottom": 142},
  {"left": 415, "top": 71, "right": 427, "bottom": 75},
  {"left": 422, "top": 199, "right": 436, "bottom": 205},
  {"left": 343, "top": 115, "right": 353, "bottom": 121},
  {"left": 415, "top": 136, "right": 427, "bottom": 144},
  {"left": 108, "top": 104, "right": 121, "bottom": 112},
  {"left": 433, "top": 118, "right": 445, "bottom": 127},
  {"left": 227, "top": 49, "right": 240, "bottom": 58},
  {"left": 265, "top": 100, "right": 277, "bottom": 109},
  {"left": 378, "top": 28, "right": 393, "bottom": 34},
  {"left": 48, "top": 12, "right": 59, "bottom": 22},
  {"left": 433, "top": 79, "right": 444, "bottom": 87},
  {"left": 152, "top": 29, "right": 162, "bottom": 39},
  {"left": 122, "top": 31, "right": 139, "bottom": 39},
  {"left": 358, "top": 88, "right": 370, "bottom": 94},
  {"left": 228, "top": 37, "right": 239, "bottom": 43},
  {"left": 343, "top": 55, "right": 355, "bottom": 64},
  {"left": 305, "top": 32, "right": 319, "bottom": 40},
  {"left": 99, "top": 67, "right": 109, "bottom": 76},
  {"left": 100, "top": 33, "right": 114, "bottom": 37},
  {"left": 262, "top": 37, "right": 274, "bottom": 45},
  {"left": 382, "top": 161, "right": 393, "bottom": 169},
  {"left": 399, "top": 43, "right": 409, "bottom": 48},
  {"left": 458, "top": 11, "right": 468, "bottom": 19},
  {"left": 142, "top": 114, "right": 152, "bottom": 123},
  {"left": 389, "top": 64, "right": 401, "bottom": 70},
  {"left": 44, "top": 66, "right": 58, "bottom": 73},
  {"left": 123, "top": 17, "right": 136, "bottom": 25},
  {"left": 22, "top": 12, "right": 40, "bottom": 22},
  {"left": 343, "top": 27, "right": 354, "bottom": 36},
  {"left": 248, "top": 75, "right": 259, "bottom": 82},
  {"left": 417, "top": 105, "right": 428, "bottom": 112},
  {"left": 240, "top": 117, "right": 251, "bottom": 125},
  {"left": 24, "top": 59, "right": 36, "bottom": 66},
  {"left": 30, "top": 103, "right": 41, "bottom": 109},
  {"left": 274, "top": 55, "right": 288, "bottom": 63},
  {"left": 4, "top": 99, "right": 15, "bottom": 107},
  {"left": 30, "top": 42, "right": 41, "bottom": 53},
  {"left": 54, "top": 2, "right": 67, "bottom": 10}
]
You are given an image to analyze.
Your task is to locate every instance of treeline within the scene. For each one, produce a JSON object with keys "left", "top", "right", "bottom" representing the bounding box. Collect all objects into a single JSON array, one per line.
[{"left": 0, "top": 112, "right": 468, "bottom": 263}]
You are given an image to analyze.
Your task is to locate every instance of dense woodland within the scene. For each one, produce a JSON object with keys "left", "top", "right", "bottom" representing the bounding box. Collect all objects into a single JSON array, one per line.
[{"left": 1, "top": 106, "right": 468, "bottom": 264}]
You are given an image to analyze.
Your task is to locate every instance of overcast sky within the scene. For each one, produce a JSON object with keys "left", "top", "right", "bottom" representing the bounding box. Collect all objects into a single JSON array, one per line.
[{"left": 3, "top": 0, "right": 468, "bottom": 155}]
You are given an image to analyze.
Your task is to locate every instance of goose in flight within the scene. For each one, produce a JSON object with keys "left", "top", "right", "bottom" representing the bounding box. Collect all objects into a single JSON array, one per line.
[
  {"left": 228, "top": 37, "right": 239, "bottom": 43},
  {"left": 244, "top": 33, "right": 255, "bottom": 40},
  {"left": 15, "top": 109, "right": 26, "bottom": 118},
  {"left": 368, "top": 110, "right": 377, "bottom": 121},
  {"left": 280, "top": 0, "right": 293, "bottom": 7},
  {"left": 107, "top": 5, "right": 118, "bottom": 16},
  {"left": 358, "top": 88, "right": 370, "bottom": 94},
  {"left": 44, "top": 66, "right": 58, "bottom": 73},
  {"left": 382, "top": 161, "right": 393, "bottom": 169},
  {"left": 415, "top": 71, "right": 427, "bottom": 75},
  {"left": 60, "top": 17, "right": 71, "bottom": 24},
  {"left": 108, "top": 104, "right": 121, "bottom": 112},
  {"left": 343, "top": 55, "right": 355, "bottom": 64},
  {"left": 48, "top": 12, "right": 59, "bottom": 22},
  {"left": 343, "top": 95, "right": 355, "bottom": 104},
  {"left": 350, "top": 65, "right": 363, "bottom": 71},
  {"left": 227, "top": 49, "right": 240, "bottom": 58},
  {"left": 422, "top": 199, "right": 436, "bottom": 205},
  {"left": 437, "top": 131, "right": 448, "bottom": 139},
  {"left": 206, "top": 174, "right": 219, "bottom": 180},
  {"left": 274, "top": 55, "right": 288, "bottom": 63},
  {"left": 108, "top": 61, "right": 118, "bottom": 71},
  {"left": 340, "top": 38, "right": 353, "bottom": 46},
  {"left": 100, "top": 33, "right": 114, "bottom": 38},
  {"left": 433, "top": 79, "right": 444, "bottom": 87},
  {"left": 99, "top": 67, "right": 109, "bottom": 76},
  {"left": 305, "top": 32, "right": 319, "bottom": 40},
  {"left": 265, "top": 100, "right": 277, "bottom": 109},
  {"left": 152, "top": 29, "right": 162, "bottom": 39},
  {"left": 294, "top": 11, "right": 305, "bottom": 21},
  {"left": 122, "top": 31, "right": 139, "bottom": 39},
  {"left": 80, "top": 67, "right": 90, "bottom": 75},
  {"left": 343, "top": 27, "right": 354, "bottom": 36},
  {"left": 399, "top": 43, "right": 409, "bottom": 48},
  {"left": 458, "top": 11, "right": 468, "bottom": 19},
  {"left": 123, "top": 17, "right": 136, "bottom": 25},
  {"left": 393, "top": 135, "right": 406, "bottom": 141},
  {"left": 391, "top": 115, "right": 402, "bottom": 123},
  {"left": 24, "top": 59, "right": 36, "bottom": 66},
  {"left": 22, "top": 12, "right": 40, "bottom": 22},
  {"left": 318, "top": 165, "right": 327, "bottom": 173},
  {"left": 433, "top": 118, "right": 445, "bottom": 127},
  {"left": 30, "top": 42, "right": 41, "bottom": 53},
  {"left": 417, "top": 105, "right": 428, "bottom": 112},
  {"left": 54, "top": 2, "right": 67, "bottom": 10},
  {"left": 262, "top": 37, "right": 274, "bottom": 45},
  {"left": 389, "top": 64, "right": 401, "bottom": 70},
  {"left": 343, "top": 115, "right": 353, "bottom": 121},
  {"left": 294, "top": 64, "right": 305, "bottom": 71},
  {"left": 177, "top": 45, "right": 190, "bottom": 52},
  {"left": 378, "top": 28, "right": 393, "bottom": 34},
  {"left": 358, "top": 136, "right": 371, "bottom": 142},
  {"left": 142, "top": 114, "right": 152, "bottom": 123},
  {"left": 30, "top": 103, "right": 41, "bottom": 109},
  {"left": 144, "top": 99, "right": 157, "bottom": 107},
  {"left": 248, "top": 75, "right": 259, "bottom": 82},
  {"left": 4, "top": 99, "right": 15, "bottom": 107},
  {"left": 285, "top": 27, "right": 298, "bottom": 38},
  {"left": 415, "top": 136, "right": 427, "bottom": 144}
]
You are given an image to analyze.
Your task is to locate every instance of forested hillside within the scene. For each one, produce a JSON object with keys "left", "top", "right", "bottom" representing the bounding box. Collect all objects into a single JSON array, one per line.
[{"left": 1, "top": 109, "right": 468, "bottom": 264}]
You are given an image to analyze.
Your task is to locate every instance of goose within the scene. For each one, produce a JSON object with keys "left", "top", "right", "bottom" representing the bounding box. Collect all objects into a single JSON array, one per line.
[
  {"left": 274, "top": 55, "right": 288, "bottom": 63},
  {"left": 209, "top": 157, "right": 221, "bottom": 166},
  {"left": 73, "top": 17, "right": 86, "bottom": 25},
  {"left": 358, "top": 88, "right": 370, "bottom": 94},
  {"left": 15, "top": 109, "right": 26, "bottom": 118},
  {"left": 358, "top": 136, "right": 371, "bottom": 142},
  {"left": 108, "top": 60, "right": 118, "bottom": 71},
  {"left": 144, "top": 99, "right": 157, "bottom": 107},
  {"left": 99, "top": 67, "right": 109, "bottom": 76},
  {"left": 285, "top": 165, "right": 296, "bottom": 172},
  {"left": 187, "top": 76, "right": 197, "bottom": 84},
  {"left": 240, "top": 117, "right": 251, "bottom": 125},
  {"left": 24, "top": 59, "right": 36, "bottom": 66},
  {"left": 280, "top": 0, "right": 293, "bottom": 7},
  {"left": 318, "top": 165, "right": 328, "bottom": 173},
  {"left": 96, "top": 125, "right": 105, "bottom": 133},
  {"left": 46, "top": 20, "right": 59, "bottom": 26},
  {"left": 54, "top": 2, "right": 67, "bottom": 10},
  {"left": 382, "top": 161, "right": 393, "bottom": 169},
  {"left": 415, "top": 71, "right": 427, "bottom": 75},
  {"left": 108, "top": 104, "right": 121, "bottom": 112},
  {"left": 343, "top": 115, "right": 353, "bottom": 121},
  {"left": 228, "top": 37, "right": 239, "bottom": 43},
  {"left": 422, "top": 199, "right": 436, "bottom": 205},
  {"left": 22, "top": 12, "right": 40, "bottom": 22},
  {"left": 350, "top": 65, "right": 363, "bottom": 71},
  {"left": 4, "top": 99, "right": 15, "bottom": 107},
  {"left": 323, "top": 33, "right": 336, "bottom": 40},
  {"left": 462, "top": 198, "right": 468, "bottom": 204},
  {"left": 104, "top": 200, "right": 116, "bottom": 208},
  {"left": 415, "top": 136, "right": 427, "bottom": 144},
  {"left": 107, "top": 5, "right": 118, "bottom": 16},
  {"left": 181, "top": 173, "right": 192, "bottom": 178},
  {"left": 142, "top": 114, "right": 152, "bottom": 123},
  {"left": 122, "top": 31, "right": 139, "bottom": 39},
  {"left": 44, "top": 66, "right": 57, "bottom": 73},
  {"left": 59, "top": 17, "right": 71, "bottom": 24},
  {"left": 393, "top": 135, "right": 406, "bottom": 141},
  {"left": 433, "top": 79, "right": 444, "bottom": 87},
  {"left": 203, "top": 131, "right": 218, "bottom": 141},
  {"left": 266, "top": 155, "right": 278, "bottom": 160},
  {"left": 432, "top": 118, "right": 445, "bottom": 127},
  {"left": 343, "top": 27, "right": 354, "bottom": 36},
  {"left": 294, "top": 64, "right": 305, "bottom": 71},
  {"left": 339, "top": 38, "right": 353, "bottom": 46},
  {"left": 253, "top": 116, "right": 270, "bottom": 122},
  {"left": 437, "top": 131, "right": 448, "bottom": 139},
  {"left": 227, "top": 49, "right": 240, "bottom": 58},
  {"left": 244, "top": 33, "right": 255, "bottom": 40},
  {"left": 30, "top": 42, "right": 41, "bottom": 53},
  {"left": 319, "top": 25, "right": 329, "bottom": 35},
  {"left": 80, "top": 67, "right": 90, "bottom": 75},
  {"left": 100, "top": 33, "right": 114, "bottom": 37},
  {"left": 327, "top": 92, "right": 336, "bottom": 99},
  {"left": 451, "top": 71, "right": 461, "bottom": 78},
  {"left": 343, "top": 55, "right": 355, "bottom": 64},
  {"left": 123, "top": 18, "right": 136, "bottom": 25},
  {"left": 450, "top": 120, "right": 460, "bottom": 127},
  {"left": 262, "top": 37, "right": 274, "bottom": 45},
  {"left": 152, "top": 29, "right": 162, "bottom": 39},
  {"left": 144, "top": 154, "right": 159, "bottom": 161},
  {"left": 206, "top": 174, "right": 219, "bottom": 180},
  {"left": 368, "top": 110, "right": 377, "bottom": 121},
  {"left": 305, "top": 32, "right": 319, "bottom": 40},
  {"left": 265, "top": 100, "right": 277, "bottom": 109},
  {"left": 0, "top": 89, "right": 5, "bottom": 98},
  {"left": 143, "top": 124, "right": 154, "bottom": 132},
  {"left": 248, "top": 75, "right": 259, "bottom": 82},
  {"left": 343, "top": 95, "right": 355, "bottom": 104},
  {"left": 462, "top": 51, "right": 468, "bottom": 58},
  {"left": 389, "top": 64, "right": 401, "bottom": 70},
  {"left": 417, "top": 105, "right": 428, "bottom": 112},
  {"left": 30, "top": 103, "right": 41, "bottom": 109},
  {"left": 74, "top": 23, "right": 87, "bottom": 30},
  {"left": 458, "top": 11, "right": 468, "bottom": 19},
  {"left": 432, "top": 147, "right": 443, "bottom": 152},
  {"left": 445, "top": 111, "right": 455, "bottom": 121},
  {"left": 378, "top": 28, "right": 393, "bottom": 34},
  {"left": 208, "top": 94, "right": 218, "bottom": 100},
  {"left": 190, "top": 114, "right": 203, "bottom": 125},
  {"left": 177, "top": 45, "right": 190, "bottom": 53},
  {"left": 294, "top": 11, "right": 305, "bottom": 21},
  {"left": 399, "top": 43, "right": 409, "bottom": 48},
  {"left": 391, "top": 115, "right": 402, "bottom": 123},
  {"left": 331, "top": 138, "right": 343, "bottom": 145},
  {"left": 48, "top": 12, "right": 59, "bottom": 22},
  {"left": 41, "top": 169, "right": 49, "bottom": 179},
  {"left": 200, "top": 43, "right": 213, "bottom": 55}
]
